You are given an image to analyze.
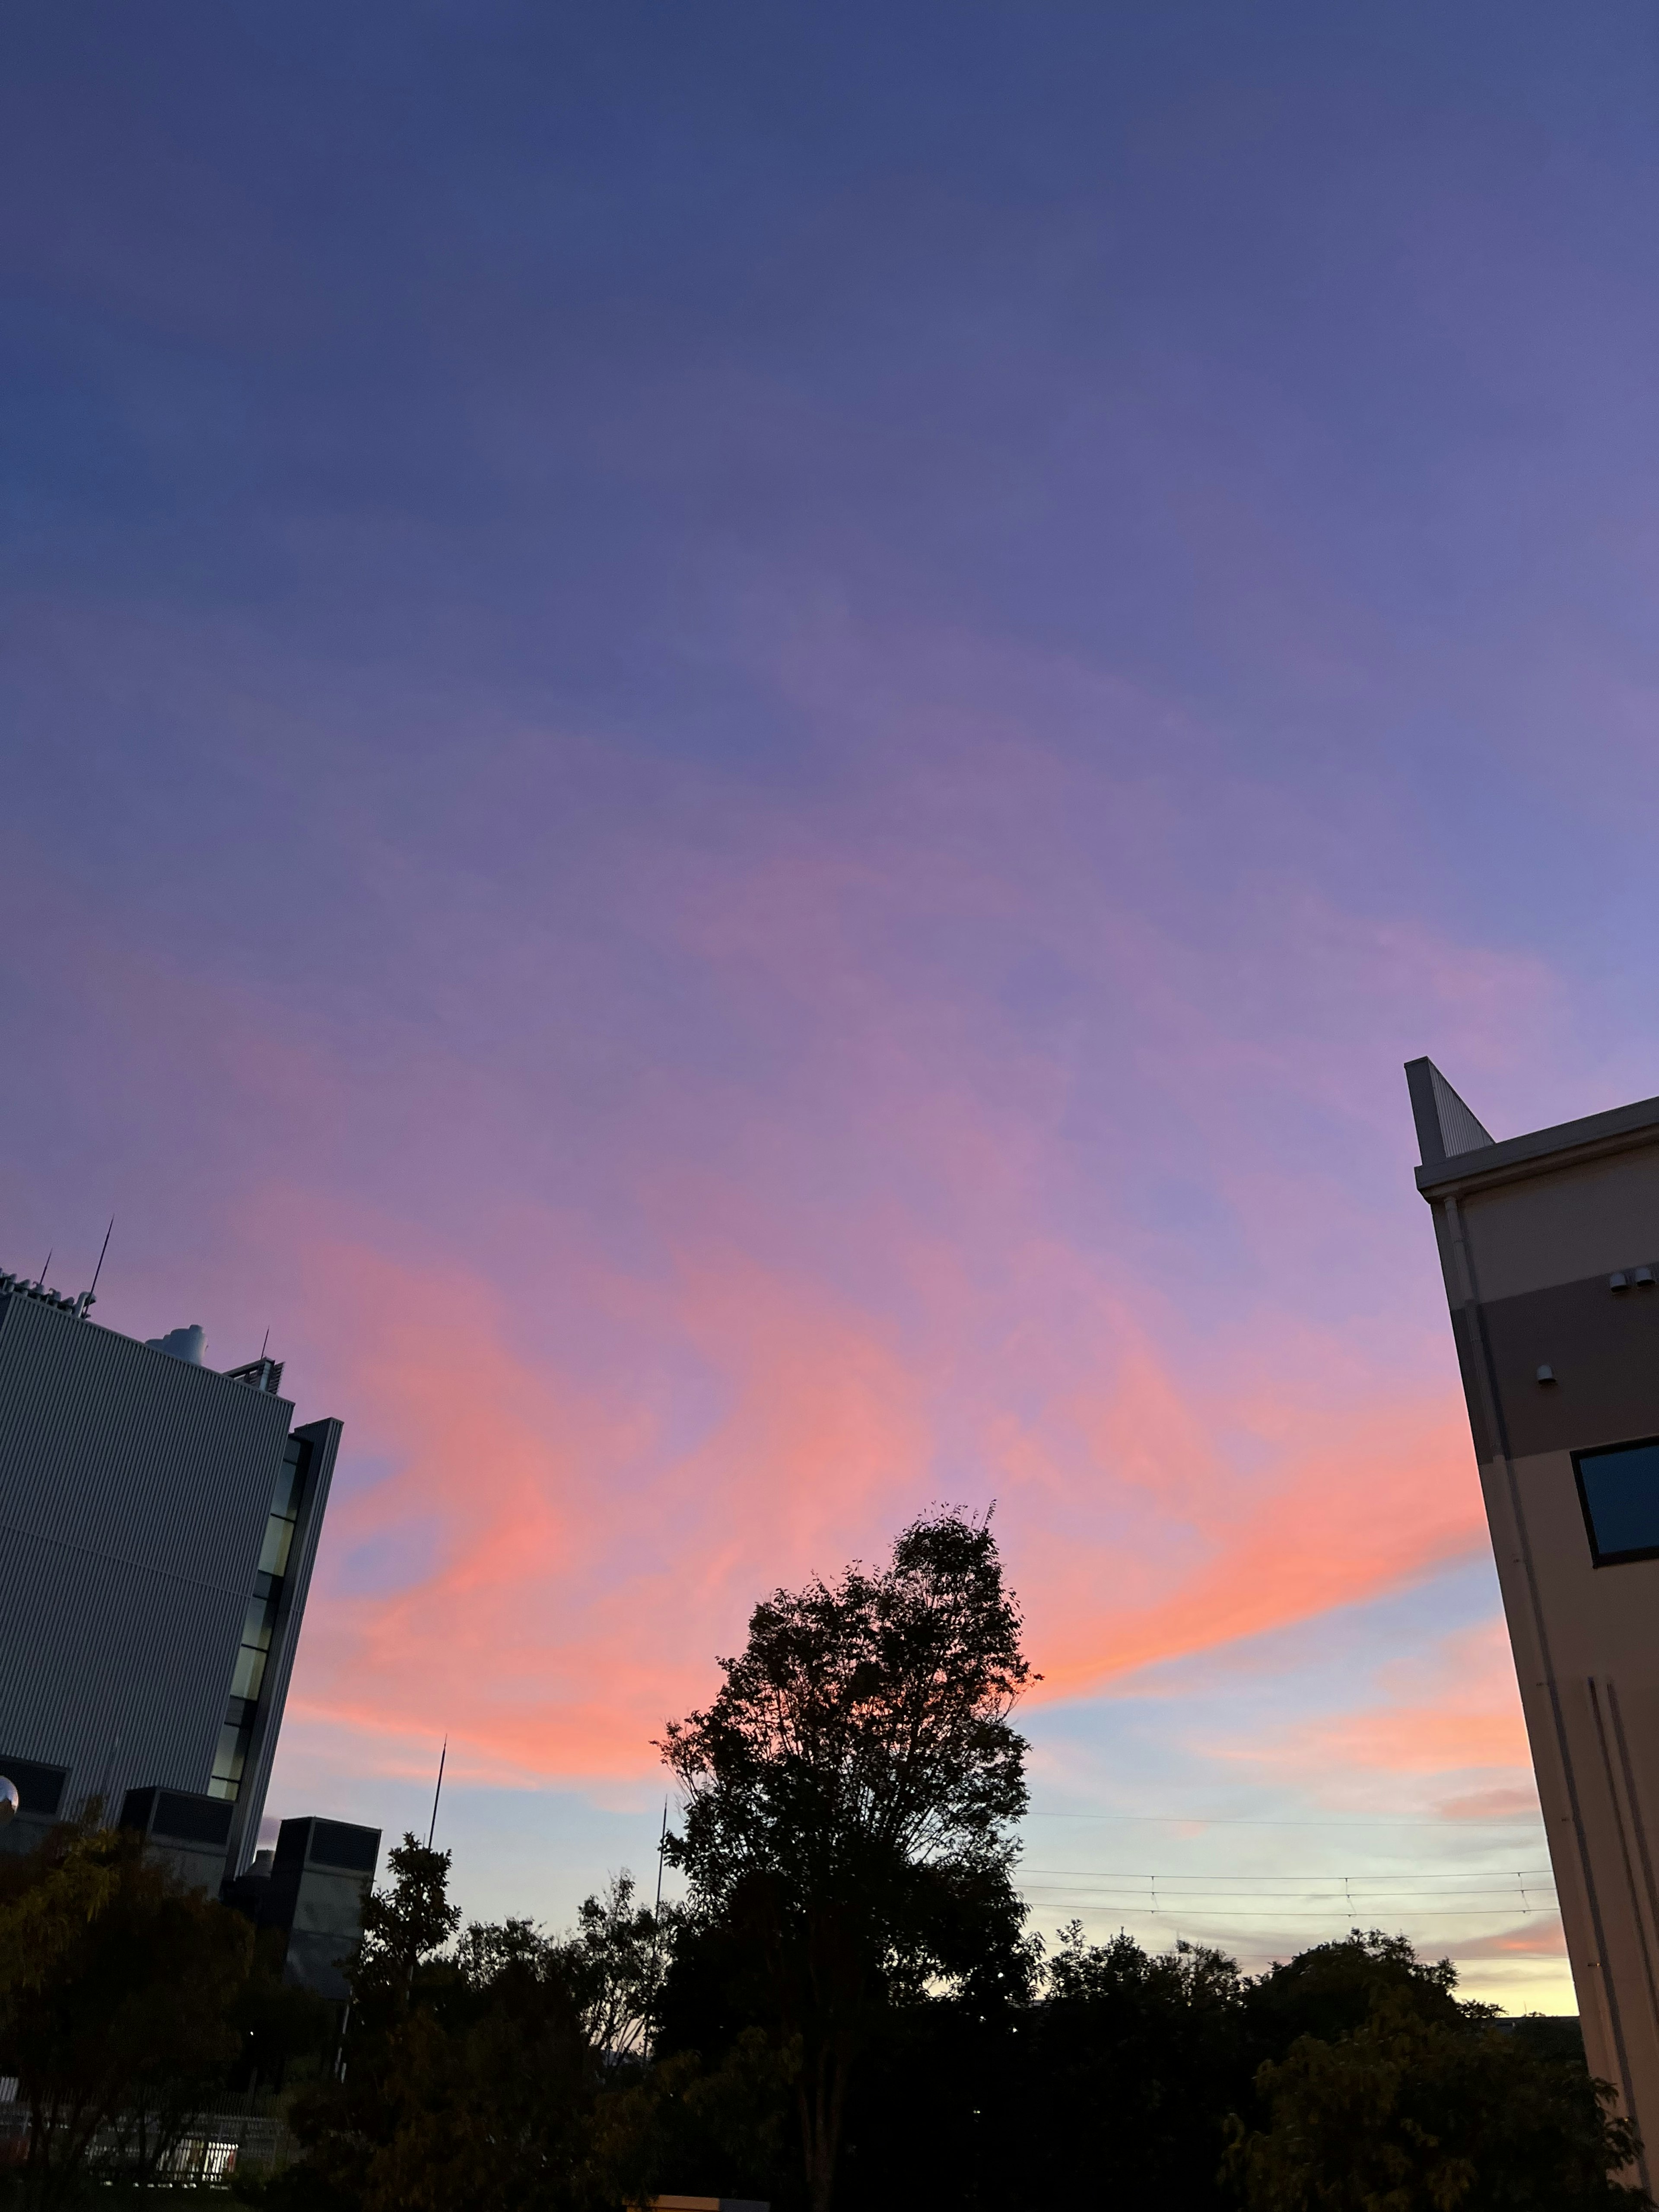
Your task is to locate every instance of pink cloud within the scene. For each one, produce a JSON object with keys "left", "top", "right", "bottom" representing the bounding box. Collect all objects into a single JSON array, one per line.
[
  {"left": 1455, "top": 1920, "right": 1567, "bottom": 1961},
  {"left": 1005, "top": 1364, "right": 1483, "bottom": 1694},
  {"left": 4, "top": 630, "right": 1579, "bottom": 1821},
  {"left": 274, "top": 1222, "right": 941, "bottom": 1781},
  {"left": 265, "top": 1200, "right": 1491, "bottom": 1789},
  {"left": 1216, "top": 1621, "right": 1536, "bottom": 1812}
]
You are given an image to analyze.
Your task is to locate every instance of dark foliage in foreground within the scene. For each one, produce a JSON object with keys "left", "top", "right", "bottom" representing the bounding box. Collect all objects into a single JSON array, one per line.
[
  {"left": 0, "top": 1815, "right": 332, "bottom": 2210},
  {"left": 0, "top": 1517, "right": 1645, "bottom": 2211},
  {"left": 257, "top": 1870, "right": 1640, "bottom": 2212},
  {"left": 0, "top": 1828, "right": 1641, "bottom": 2212}
]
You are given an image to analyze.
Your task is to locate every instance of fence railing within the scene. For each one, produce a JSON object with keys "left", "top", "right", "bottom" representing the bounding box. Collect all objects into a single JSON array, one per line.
[{"left": 0, "top": 2098, "right": 299, "bottom": 2180}]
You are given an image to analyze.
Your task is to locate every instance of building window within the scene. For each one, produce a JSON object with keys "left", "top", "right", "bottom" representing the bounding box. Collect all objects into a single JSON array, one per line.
[
  {"left": 210, "top": 1720, "right": 251, "bottom": 1797},
  {"left": 209, "top": 1439, "right": 309, "bottom": 1800},
  {"left": 1575, "top": 1437, "right": 1659, "bottom": 1566}
]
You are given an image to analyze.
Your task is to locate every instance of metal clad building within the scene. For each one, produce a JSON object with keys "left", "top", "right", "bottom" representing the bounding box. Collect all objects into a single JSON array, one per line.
[
  {"left": 1409, "top": 1061, "right": 1659, "bottom": 2191},
  {"left": 0, "top": 1284, "right": 339, "bottom": 1875},
  {"left": 264, "top": 1816, "right": 382, "bottom": 1998}
]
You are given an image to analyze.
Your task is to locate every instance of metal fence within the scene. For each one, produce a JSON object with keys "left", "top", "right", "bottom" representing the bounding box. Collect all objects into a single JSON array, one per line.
[{"left": 0, "top": 2098, "right": 299, "bottom": 2182}]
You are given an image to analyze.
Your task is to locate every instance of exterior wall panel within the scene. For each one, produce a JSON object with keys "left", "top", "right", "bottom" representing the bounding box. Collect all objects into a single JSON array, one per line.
[
  {"left": 1458, "top": 1152, "right": 1659, "bottom": 1303},
  {"left": 1479, "top": 1277, "right": 1659, "bottom": 1460},
  {"left": 1410, "top": 1062, "right": 1659, "bottom": 2191}
]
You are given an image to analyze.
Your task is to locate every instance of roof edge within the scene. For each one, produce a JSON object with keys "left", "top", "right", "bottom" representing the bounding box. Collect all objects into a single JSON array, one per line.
[
  {"left": 1414, "top": 1088, "right": 1659, "bottom": 1198},
  {"left": 1405, "top": 1056, "right": 1496, "bottom": 1166}
]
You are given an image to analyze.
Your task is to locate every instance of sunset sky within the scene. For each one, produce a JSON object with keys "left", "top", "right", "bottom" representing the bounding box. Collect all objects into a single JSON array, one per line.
[{"left": 8, "top": 0, "right": 1659, "bottom": 2012}]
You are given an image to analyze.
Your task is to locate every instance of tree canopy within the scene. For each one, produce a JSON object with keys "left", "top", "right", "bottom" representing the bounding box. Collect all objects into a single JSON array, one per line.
[
  {"left": 0, "top": 1815, "right": 312, "bottom": 2208},
  {"left": 658, "top": 1508, "right": 1033, "bottom": 2210},
  {"left": 1229, "top": 1947, "right": 1645, "bottom": 2212},
  {"left": 0, "top": 1524, "right": 1643, "bottom": 2212}
]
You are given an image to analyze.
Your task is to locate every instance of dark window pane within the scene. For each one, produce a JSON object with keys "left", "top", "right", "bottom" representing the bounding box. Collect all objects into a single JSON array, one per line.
[
  {"left": 258, "top": 1513, "right": 295, "bottom": 1579},
  {"left": 154, "top": 1792, "right": 234, "bottom": 1847},
  {"left": 270, "top": 1440, "right": 308, "bottom": 1518},
  {"left": 241, "top": 1593, "right": 278, "bottom": 1650},
  {"left": 1577, "top": 1440, "right": 1659, "bottom": 1563},
  {"left": 310, "top": 1820, "right": 379, "bottom": 1872},
  {"left": 211, "top": 1721, "right": 251, "bottom": 1792}
]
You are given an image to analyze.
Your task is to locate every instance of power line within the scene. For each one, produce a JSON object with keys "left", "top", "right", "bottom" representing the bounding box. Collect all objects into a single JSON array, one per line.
[
  {"left": 1025, "top": 1812, "right": 1543, "bottom": 1828},
  {"left": 1024, "top": 1897, "right": 1557, "bottom": 1911},
  {"left": 1026, "top": 1893, "right": 1557, "bottom": 1911},
  {"left": 1023, "top": 1885, "right": 1557, "bottom": 1899},
  {"left": 1023, "top": 1905, "right": 1559, "bottom": 1923},
  {"left": 1023, "top": 1892, "right": 1556, "bottom": 1908},
  {"left": 1020, "top": 1867, "right": 1557, "bottom": 1882}
]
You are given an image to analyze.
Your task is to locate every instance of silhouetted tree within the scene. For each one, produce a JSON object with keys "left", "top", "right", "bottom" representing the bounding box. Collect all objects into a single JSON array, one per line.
[
  {"left": 350, "top": 1834, "right": 461, "bottom": 2028},
  {"left": 287, "top": 1840, "right": 607, "bottom": 2212},
  {"left": 0, "top": 1815, "right": 252, "bottom": 2206},
  {"left": 550, "top": 1873, "right": 666, "bottom": 2061},
  {"left": 1228, "top": 1932, "right": 1648, "bottom": 2212},
  {"left": 1243, "top": 1927, "right": 1462, "bottom": 2059},
  {"left": 658, "top": 1507, "right": 1033, "bottom": 2212}
]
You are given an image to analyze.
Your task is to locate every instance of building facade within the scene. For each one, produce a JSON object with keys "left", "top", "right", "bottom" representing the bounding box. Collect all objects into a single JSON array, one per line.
[
  {"left": 226, "top": 1815, "right": 383, "bottom": 1997},
  {"left": 1409, "top": 1060, "right": 1659, "bottom": 2187},
  {"left": 0, "top": 1273, "right": 338, "bottom": 1877}
]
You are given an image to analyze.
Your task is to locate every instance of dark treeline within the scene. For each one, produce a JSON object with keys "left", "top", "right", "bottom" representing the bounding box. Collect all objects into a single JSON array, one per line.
[
  {"left": 0, "top": 1512, "right": 1646, "bottom": 2210},
  {"left": 0, "top": 1816, "right": 334, "bottom": 2206}
]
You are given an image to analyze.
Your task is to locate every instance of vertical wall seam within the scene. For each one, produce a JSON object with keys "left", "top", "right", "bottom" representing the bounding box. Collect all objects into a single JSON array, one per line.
[
  {"left": 1588, "top": 1676, "right": 1659, "bottom": 2036},
  {"left": 1609, "top": 1681, "right": 1659, "bottom": 2010}
]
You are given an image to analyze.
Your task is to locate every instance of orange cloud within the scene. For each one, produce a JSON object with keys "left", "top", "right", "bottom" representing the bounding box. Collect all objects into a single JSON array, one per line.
[
  {"left": 973, "top": 1278, "right": 1487, "bottom": 1694},
  {"left": 275, "top": 1224, "right": 940, "bottom": 1781},
  {"left": 1018, "top": 1385, "right": 1482, "bottom": 1693},
  {"left": 1455, "top": 1920, "right": 1567, "bottom": 1961},
  {"left": 261, "top": 1198, "right": 1495, "bottom": 1792}
]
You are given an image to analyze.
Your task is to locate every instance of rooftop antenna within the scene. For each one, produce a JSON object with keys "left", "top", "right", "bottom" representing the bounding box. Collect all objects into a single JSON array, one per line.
[
  {"left": 426, "top": 1737, "right": 447, "bottom": 1850},
  {"left": 74, "top": 1220, "right": 114, "bottom": 1321},
  {"left": 260, "top": 1328, "right": 270, "bottom": 1360},
  {"left": 89, "top": 1218, "right": 113, "bottom": 1298},
  {"left": 648, "top": 1799, "right": 670, "bottom": 2057},
  {"left": 38, "top": 1248, "right": 51, "bottom": 1287}
]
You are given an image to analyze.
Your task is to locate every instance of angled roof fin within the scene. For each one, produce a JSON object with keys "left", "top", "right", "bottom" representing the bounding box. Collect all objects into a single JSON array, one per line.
[{"left": 1405, "top": 1058, "right": 1497, "bottom": 1167}]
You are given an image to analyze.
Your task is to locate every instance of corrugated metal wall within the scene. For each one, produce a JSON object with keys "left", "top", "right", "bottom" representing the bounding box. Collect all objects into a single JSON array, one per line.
[{"left": 0, "top": 1294, "right": 335, "bottom": 1864}]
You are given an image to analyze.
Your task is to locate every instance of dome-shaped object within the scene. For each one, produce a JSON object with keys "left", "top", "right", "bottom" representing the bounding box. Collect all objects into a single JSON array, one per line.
[{"left": 0, "top": 1777, "right": 19, "bottom": 1827}]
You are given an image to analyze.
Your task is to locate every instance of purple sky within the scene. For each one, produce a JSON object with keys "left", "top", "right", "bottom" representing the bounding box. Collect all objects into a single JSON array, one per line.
[{"left": 8, "top": 0, "right": 1659, "bottom": 2007}]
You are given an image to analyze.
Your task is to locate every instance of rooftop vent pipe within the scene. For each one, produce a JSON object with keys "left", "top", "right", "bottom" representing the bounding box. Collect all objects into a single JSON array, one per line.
[{"left": 146, "top": 1325, "right": 207, "bottom": 1363}]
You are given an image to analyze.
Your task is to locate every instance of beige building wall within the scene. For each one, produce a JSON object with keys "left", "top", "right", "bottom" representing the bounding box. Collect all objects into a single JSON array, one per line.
[{"left": 1411, "top": 1059, "right": 1659, "bottom": 2192}]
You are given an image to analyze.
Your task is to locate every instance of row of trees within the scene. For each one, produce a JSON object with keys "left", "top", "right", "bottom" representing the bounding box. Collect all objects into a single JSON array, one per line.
[
  {"left": 0, "top": 1818, "right": 333, "bottom": 2204},
  {"left": 0, "top": 1510, "right": 1647, "bottom": 2209}
]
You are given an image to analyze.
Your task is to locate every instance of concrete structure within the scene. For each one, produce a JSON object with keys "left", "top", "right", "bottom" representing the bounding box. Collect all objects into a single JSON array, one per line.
[
  {"left": 1409, "top": 1060, "right": 1659, "bottom": 2186},
  {"left": 226, "top": 1815, "right": 382, "bottom": 1999},
  {"left": 118, "top": 1785, "right": 238, "bottom": 1894},
  {"left": 0, "top": 1268, "right": 338, "bottom": 1876}
]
